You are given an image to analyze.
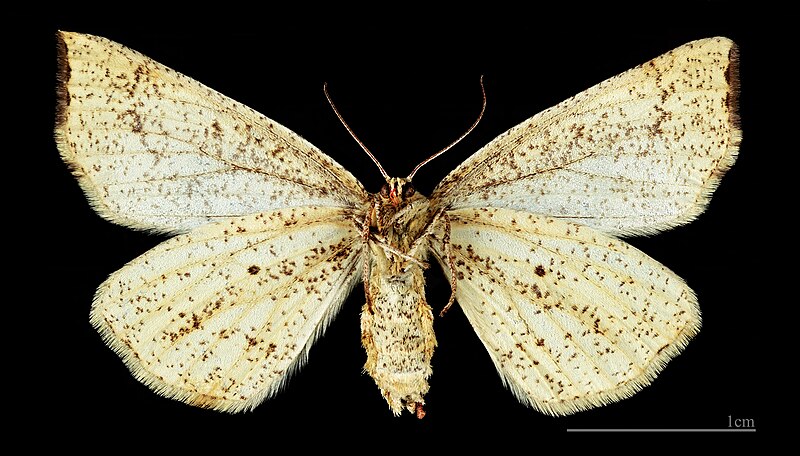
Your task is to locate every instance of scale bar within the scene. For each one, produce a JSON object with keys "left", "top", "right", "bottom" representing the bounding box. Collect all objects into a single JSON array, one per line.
[{"left": 567, "top": 428, "right": 756, "bottom": 433}]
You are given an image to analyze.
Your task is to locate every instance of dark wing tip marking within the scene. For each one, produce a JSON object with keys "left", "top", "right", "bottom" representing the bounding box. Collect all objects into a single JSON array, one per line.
[
  {"left": 725, "top": 42, "right": 741, "bottom": 132},
  {"left": 55, "top": 31, "right": 71, "bottom": 129},
  {"left": 709, "top": 39, "right": 741, "bottom": 183}
]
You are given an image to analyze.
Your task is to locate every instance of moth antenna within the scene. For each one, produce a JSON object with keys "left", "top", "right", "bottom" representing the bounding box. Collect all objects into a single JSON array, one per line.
[
  {"left": 324, "top": 82, "right": 390, "bottom": 182},
  {"left": 406, "top": 76, "right": 486, "bottom": 180}
]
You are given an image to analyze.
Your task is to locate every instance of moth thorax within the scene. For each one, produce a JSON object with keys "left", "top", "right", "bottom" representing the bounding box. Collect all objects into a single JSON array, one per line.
[{"left": 380, "top": 177, "right": 416, "bottom": 207}]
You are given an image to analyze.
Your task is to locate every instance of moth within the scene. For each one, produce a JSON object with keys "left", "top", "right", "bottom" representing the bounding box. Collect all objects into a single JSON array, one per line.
[{"left": 56, "top": 31, "right": 739, "bottom": 418}]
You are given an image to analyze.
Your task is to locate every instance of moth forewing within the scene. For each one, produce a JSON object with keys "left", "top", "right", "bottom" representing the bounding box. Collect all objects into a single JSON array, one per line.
[
  {"left": 55, "top": 31, "right": 368, "bottom": 234},
  {"left": 430, "top": 37, "right": 739, "bottom": 238}
]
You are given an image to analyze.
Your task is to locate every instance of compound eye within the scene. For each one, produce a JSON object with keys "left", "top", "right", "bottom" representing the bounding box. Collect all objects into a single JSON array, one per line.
[
  {"left": 379, "top": 183, "right": 390, "bottom": 198},
  {"left": 404, "top": 184, "right": 415, "bottom": 198}
]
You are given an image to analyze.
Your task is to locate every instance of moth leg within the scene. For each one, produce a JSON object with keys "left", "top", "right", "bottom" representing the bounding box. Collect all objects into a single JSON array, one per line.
[
  {"left": 362, "top": 253, "right": 372, "bottom": 310},
  {"left": 438, "top": 213, "right": 458, "bottom": 316},
  {"left": 372, "top": 236, "right": 429, "bottom": 269},
  {"left": 407, "top": 207, "right": 447, "bottom": 252},
  {"left": 372, "top": 197, "right": 383, "bottom": 231},
  {"left": 347, "top": 210, "right": 370, "bottom": 236},
  {"left": 407, "top": 209, "right": 458, "bottom": 316},
  {"left": 353, "top": 211, "right": 374, "bottom": 310}
]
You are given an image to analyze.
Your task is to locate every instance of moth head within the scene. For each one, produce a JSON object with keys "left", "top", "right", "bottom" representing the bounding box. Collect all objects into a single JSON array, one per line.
[{"left": 380, "top": 177, "right": 416, "bottom": 207}]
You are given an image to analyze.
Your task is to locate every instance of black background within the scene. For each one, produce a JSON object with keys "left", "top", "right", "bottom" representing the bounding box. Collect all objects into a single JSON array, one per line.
[{"left": 22, "top": 3, "right": 769, "bottom": 447}]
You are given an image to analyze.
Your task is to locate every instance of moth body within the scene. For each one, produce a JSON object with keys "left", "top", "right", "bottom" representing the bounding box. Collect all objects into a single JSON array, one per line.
[{"left": 361, "top": 180, "right": 438, "bottom": 417}]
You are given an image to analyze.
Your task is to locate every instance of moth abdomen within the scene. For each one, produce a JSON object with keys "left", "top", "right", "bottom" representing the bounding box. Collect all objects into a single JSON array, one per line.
[{"left": 361, "top": 266, "right": 436, "bottom": 418}]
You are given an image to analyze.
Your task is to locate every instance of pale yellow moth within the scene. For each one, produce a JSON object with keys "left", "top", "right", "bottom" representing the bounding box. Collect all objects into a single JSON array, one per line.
[{"left": 56, "top": 31, "right": 739, "bottom": 418}]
